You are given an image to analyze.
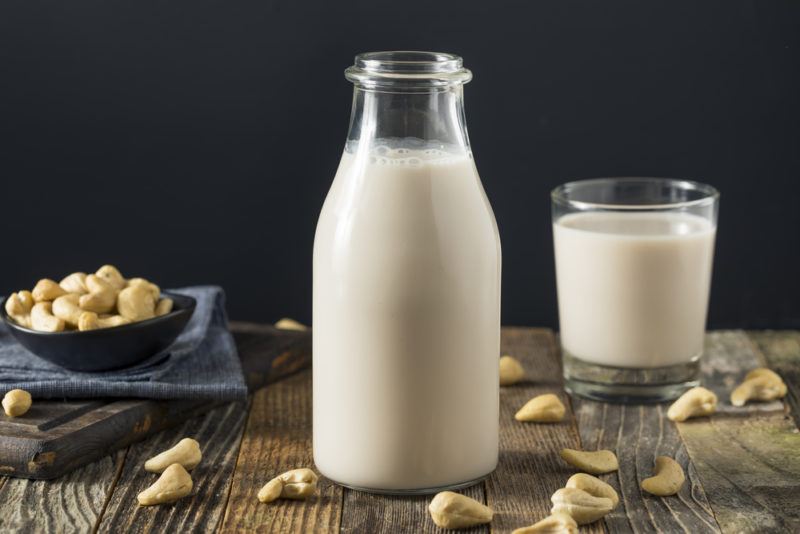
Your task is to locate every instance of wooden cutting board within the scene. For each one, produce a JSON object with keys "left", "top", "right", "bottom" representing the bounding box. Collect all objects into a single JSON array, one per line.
[{"left": 0, "top": 322, "right": 311, "bottom": 480}]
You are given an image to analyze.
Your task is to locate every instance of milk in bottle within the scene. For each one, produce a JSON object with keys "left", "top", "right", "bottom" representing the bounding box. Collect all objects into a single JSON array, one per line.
[{"left": 313, "top": 52, "right": 501, "bottom": 493}]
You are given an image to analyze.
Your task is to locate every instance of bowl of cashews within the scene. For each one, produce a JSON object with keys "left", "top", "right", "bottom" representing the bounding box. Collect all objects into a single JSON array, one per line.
[{"left": 1, "top": 265, "right": 196, "bottom": 371}]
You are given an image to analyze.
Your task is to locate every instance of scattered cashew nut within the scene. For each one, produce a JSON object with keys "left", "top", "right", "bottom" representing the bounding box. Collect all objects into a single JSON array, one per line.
[
  {"left": 79, "top": 275, "right": 118, "bottom": 314},
  {"left": 145, "top": 438, "right": 202, "bottom": 473},
  {"left": 32, "top": 279, "right": 68, "bottom": 302},
  {"left": 515, "top": 394, "right": 566, "bottom": 423},
  {"left": 117, "top": 284, "right": 156, "bottom": 321},
  {"left": 566, "top": 473, "right": 619, "bottom": 507},
  {"left": 500, "top": 355, "right": 525, "bottom": 386},
  {"left": 257, "top": 468, "right": 318, "bottom": 503},
  {"left": 730, "top": 368, "right": 787, "bottom": 406},
  {"left": 5, "top": 291, "right": 34, "bottom": 328},
  {"left": 52, "top": 294, "right": 84, "bottom": 328},
  {"left": 2, "top": 389, "right": 32, "bottom": 417},
  {"left": 275, "top": 318, "right": 308, "bottom": 331},
  {"left": 59, "top": 272, "right": 88, "bottom": 294},
  {"left": 560, "top": 449, "right": 619, "bottom": 474},
  {"left": 31, "top": 302, "right": 65, "bottom": 332},
  {"left": 550, "top": 487, "right": 614, "bottom": 525},
  {"left": 641, "top": 456, "right": 685, "bottom": 496},
  {"left": 512, "top": 512, "right": 578, "bottom": 534},
  {"left": 137, "top": 463, "right": 193, "bottom": 506},
  {"left": 667, "top": 386, "right": 717, "bottom": 422},
  {"left": 428, "top": 491, "right": 493, "bottom": 529},
  {"left": 96, "top": 264, "right": 127, "bottom": 291}
]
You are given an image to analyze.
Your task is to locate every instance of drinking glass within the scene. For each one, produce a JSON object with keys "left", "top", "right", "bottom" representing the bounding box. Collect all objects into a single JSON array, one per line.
[{"left": 552, "top": 178, "right": 719, "bottom": 402}]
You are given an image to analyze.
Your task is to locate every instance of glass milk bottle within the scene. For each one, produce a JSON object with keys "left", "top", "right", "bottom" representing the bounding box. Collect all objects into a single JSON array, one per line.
[{"left": 313, "top": 51, "right": 501, "bottom": 494}]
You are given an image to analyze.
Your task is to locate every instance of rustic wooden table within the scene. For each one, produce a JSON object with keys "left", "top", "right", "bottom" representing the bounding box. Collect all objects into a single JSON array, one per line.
[{"left": 0, "top": 327, "right": 798, "bottom": 533}]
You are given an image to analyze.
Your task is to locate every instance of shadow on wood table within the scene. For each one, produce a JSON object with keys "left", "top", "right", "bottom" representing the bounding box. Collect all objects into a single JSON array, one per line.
[{"left": 0, "top": 327, "right": 798, "bottom": 533}]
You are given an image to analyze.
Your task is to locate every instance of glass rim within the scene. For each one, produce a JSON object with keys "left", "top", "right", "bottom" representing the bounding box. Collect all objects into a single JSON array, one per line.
[
  {"left": 345, "top": 51, "right": 472, "bottom": 89},
  {"left": 551, "top": 177, "right": 720, "bottom": 211}
]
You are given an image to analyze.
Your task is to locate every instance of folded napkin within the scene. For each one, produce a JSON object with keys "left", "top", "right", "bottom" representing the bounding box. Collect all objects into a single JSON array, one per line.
[{"left": 0, "top": 286, "right": 247, "bottom": 401}]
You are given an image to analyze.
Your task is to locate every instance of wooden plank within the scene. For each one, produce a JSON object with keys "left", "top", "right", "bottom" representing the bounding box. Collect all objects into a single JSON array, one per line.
[
  {"left": 0, "top": 398, "right": 222, "bottom": 480},
  {"left": 0, "top": 450, "right": 125, "bottom": 533},
  {"left": 95, "top": 401, "right": 248, "bottom": 533},
  {"left": 572, "top": 401, "right": 720, "bottom": 533},
  {"left": 0, "top": 324, "right": 310, "bottom": 481},
  {"left": 674, "top": 331, "right": 800, "bottom": 533},
  {"left": 220, "top": 370, "right": 342, "bottom": 533},
  {"left": 569, "top": 332, "right": 733, "bottom": 533},
  {"left": 679, "top": 415, "right": 800, "bottom": 533},
  {"left": 485, "top": 328, "right": 604, "bottom": 534},
  {"left": 747, "top": 330, "right": 800, "bottom": 427},
  {"left": 341, "top": 485, "right": 486, "bottom": 534},
  {"left": 697, "top": 331, "right": 783, "bottom": 416},
  {"left": 230, "top": 322, "right": 312, "bottom": 392}
]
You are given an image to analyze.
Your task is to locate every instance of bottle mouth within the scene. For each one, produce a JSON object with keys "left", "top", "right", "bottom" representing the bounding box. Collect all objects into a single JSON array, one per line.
[{"left": 345, "top": 51, "right": 472, "bottom": 90}]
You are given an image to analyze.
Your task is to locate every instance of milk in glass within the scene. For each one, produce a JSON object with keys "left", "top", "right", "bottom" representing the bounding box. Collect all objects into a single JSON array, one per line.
[{"left": 554, "top": 211, "right": 715, "bottom": 368}]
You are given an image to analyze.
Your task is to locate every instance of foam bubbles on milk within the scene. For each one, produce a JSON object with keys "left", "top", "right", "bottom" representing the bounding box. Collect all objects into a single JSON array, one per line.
[{"left": 354, "top": 139, "right": 468, "bottom": 167}]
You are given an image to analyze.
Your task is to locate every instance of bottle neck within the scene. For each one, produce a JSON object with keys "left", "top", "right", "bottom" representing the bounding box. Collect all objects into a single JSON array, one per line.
[{"left": 346, "top": 86, "right": 472, "bottom": 155}]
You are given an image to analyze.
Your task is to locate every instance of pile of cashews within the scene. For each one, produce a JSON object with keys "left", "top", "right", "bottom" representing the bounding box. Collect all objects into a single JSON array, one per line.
[{"left": 4, "top": 264, "right": 173, "bottom": 332}]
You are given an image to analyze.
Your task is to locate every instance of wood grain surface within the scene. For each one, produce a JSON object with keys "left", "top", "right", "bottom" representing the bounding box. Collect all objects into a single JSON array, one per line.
[
  {"left": 1, "top": 328, "right": 799, "bottom": 534},
  {"left": 0, "top": 451, "right": 124, "bottom": 533},
  {"left": 221, "top": 371, "right": 342, "bottom": 533},
  {"left": 748, "top": 330, "right": 800, "bottom": 427},
  {"left": 96, "top": 401, "right": 249, "bottom": 533},
  {"left": 0, "top": 323, "right": 310, "bottom": 481},
  {"left": 675, "top": 331, "right": 800, "bottom": 534},
  {"left": 488, "top": 328, "right": 602, "bottom": 534}
]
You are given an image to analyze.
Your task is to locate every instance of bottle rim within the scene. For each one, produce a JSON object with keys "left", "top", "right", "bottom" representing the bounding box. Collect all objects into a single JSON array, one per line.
[{"left": 345, "top": 51, "right": 472, "bottom": 89}]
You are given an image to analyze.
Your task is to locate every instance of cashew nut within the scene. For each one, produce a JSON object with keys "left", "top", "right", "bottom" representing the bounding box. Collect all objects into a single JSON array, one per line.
[
  {"left": 78, "top": 312, "right": 98, "bottom": 331},
  {"left": 52, "top": 294, "right": 84, "bottom": 328},
  {"left": 730, "top": 368, "right": 787, "bottom": 406},
  {"left": 257, "top": 478, "right": 283, "bottom": 503},
  {"left": 117, "top": 284, "right": 156, "bottom": 321},
  {"left": 428, "top": 491, "right": 493, "bottom": 529},
  {"left": 59, "top": 272, "right": 88, "bottom": 294},
  {"left": 155, "top": 298, "right": 174, "bottom": 317},
  {"left": 137, "top": 463, "right": 193, "bottom": 506},
  {"left": 144, "top": 438, "right": 202, "bottom": 473},
  {"left": 512, "top": 512, "right": 578, "bottom": 534},
  {"left": 550, "top": 487, "right": 613, "bottom": 525},
  {"left": 257, "top": 468, "right": 318, "bottom": 503},
  {"left": 5, "top": 291, "right": 34, "bottom": 328},
  {"left": 128, "top": 278, "right": 161, "bottom": 300},
  {"left": 500, "top": 355, "right": 525, "bottom": 386},
  {"left": 667, "top": 386, "right": 717, "bottom": 422},
  {"left": 559, "top": 449, "right": 618, "bottom": 474},
  {"left": 641, "top": 456, "right": 685, "bottom": 496},
  {"left": 275, "top": 318, "right": 308, "bottom": 331},
  {"left": 515, "top": 394, "right": 566, "bottom": 423},
  {"left": 78, "top": 312, "right": 131, "bottom": 331},
  {"left": 2, "top": 389, "right": 32, "bottom": 417},
  {"left": 96, "top": 264, "right": 127, "bottom": 291},
  {"left": 79, "top": 275, "right": 118, "bottom": 314},
  {"left": 566, "top": 473, "right": 619, "bottom": 507},
  {"left": 31, "top": 302, "right": 65, "bottom": 332},
  {"left": 32, "top": 279, "right": 68, "bottom": 302}
]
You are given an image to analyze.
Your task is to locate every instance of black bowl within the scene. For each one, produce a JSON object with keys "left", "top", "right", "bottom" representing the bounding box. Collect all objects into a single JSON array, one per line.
[{"left": 1, "top": 291, "right": 196, "bottom": 372}]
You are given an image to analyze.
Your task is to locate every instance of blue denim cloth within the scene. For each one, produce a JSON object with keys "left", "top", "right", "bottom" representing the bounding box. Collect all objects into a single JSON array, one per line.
[{"left": 0, "top": 286, "right": 247, "bottom": 400}]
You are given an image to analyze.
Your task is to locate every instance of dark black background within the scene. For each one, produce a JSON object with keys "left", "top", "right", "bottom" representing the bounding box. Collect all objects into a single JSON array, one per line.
[{"left": 2, "top": 1, "right": 799, "bottom": 328}]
